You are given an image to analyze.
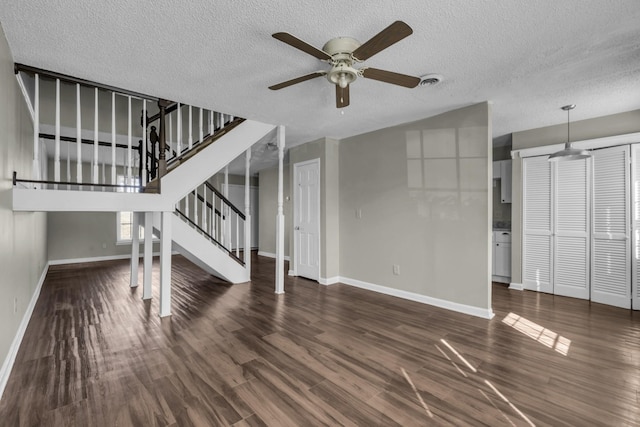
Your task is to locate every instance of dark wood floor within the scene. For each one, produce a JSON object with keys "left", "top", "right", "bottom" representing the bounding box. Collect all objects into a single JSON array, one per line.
[{"left": 1, "top": 254, "right": 639, "bottom": 426}]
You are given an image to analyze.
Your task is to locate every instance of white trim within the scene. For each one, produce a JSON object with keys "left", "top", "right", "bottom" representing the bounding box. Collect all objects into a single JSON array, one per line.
[
  {"left": 513, "top": 132, "right": 640, "bottom": 159},
  {"left": 509, "top": 282, "right": 524, "bottom": 291},
  {"left": 0, "top": 262, "right": 49, "bottom": 399},
  {"left": 340, "top": 276, "right": 495, "bottom": 320},
  {"left": 319, "top": 276, "right": 340, "bottom": 286},
  {"left": 288, "top": 270, "right": 295, "bottom": 276},
  {"left": 49, "top": 252, "right": 170, "bottom": 266},
  {"left": 257, "top": 250, "right": 290, "bottom": 261}
]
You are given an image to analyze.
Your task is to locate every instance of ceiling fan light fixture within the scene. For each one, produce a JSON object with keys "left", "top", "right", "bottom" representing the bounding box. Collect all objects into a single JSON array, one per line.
[
  {"left": 338, "top": 73, "right": 348, "bottom": 89},
  {"left": 548, "top": 104, "right": 591, "bottom": 162}
]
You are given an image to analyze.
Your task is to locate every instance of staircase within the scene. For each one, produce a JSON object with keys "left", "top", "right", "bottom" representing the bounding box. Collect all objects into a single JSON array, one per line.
[{"left": 12, "top": 64, "right": 275, "bottom": 284}]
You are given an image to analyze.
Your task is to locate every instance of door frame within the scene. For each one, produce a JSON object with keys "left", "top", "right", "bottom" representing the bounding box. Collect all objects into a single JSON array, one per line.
[{"left": 292, "top": 158, "right": 321, "bottom": 280}]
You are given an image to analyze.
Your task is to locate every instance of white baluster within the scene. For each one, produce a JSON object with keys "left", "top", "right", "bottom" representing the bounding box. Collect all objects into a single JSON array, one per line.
[
  {"left": 33, "top": 73, "right": 40, "bottom": 182},
  {"left": 101, "top": 160, "right": 106, "bottom": 190},
  {"left": 168, "top": 113, "right": 173, "bottom": 160},
  {"left": 54, "top": 78, "right": 60, "bottom": 185},
  {"left": 214, "top": 192, "right": 219, "bottom": 241},
  {"left": 188, "top": 105, "right": 193, "bottom": 150},
  {"left": 177, "top": 103, "right": 182, "bottom": 154},
  {"left": 93, "top": 87, "right": 99, "bottom": 185},
  {"left": 224, "top": 166, "right": 229, "bottom": 247},
  {"left": 66, "top": 140, "right": 70, "bottom": 189},
  {"left": 111, "top": 92, "right": 116, "bottom": 185},
  {"left": 220, "top": 113, "right": 225, "bottom": 129},
  {"left": 202, "top": 185, "right": 207, "bottom": 232},
  {"left": 235, "top": 212, "right": 240, "bottom": 258},
  {"left": 185, "top": 192, "right": 189, "bottom": 217},
  {"left": 244, "top": 148, "right": 251, "bottom": 267},
  {"left": 141, "top": 99, "right": 147, "bottom": 186},
  {"left": 193, "top": 188, "right": 198, "bottom": 225},
  {"left": 75, "top": 84, "right": 83, "bottom": 185},
  {"left": 208, "top": 110, "right": 213, "bottom": 136},
  {"left": 127, "top": 96, "right": 132, "bottom": 180},
  {"left": 199, "top": 107, "right": 203, "bottom": 145}
]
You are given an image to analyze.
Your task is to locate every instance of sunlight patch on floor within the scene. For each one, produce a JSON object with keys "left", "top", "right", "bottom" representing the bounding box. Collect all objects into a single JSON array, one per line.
[
  {"left": 401, "top": 368, "right": 434, "bottom": 419},
  {"left": 440, "top": 339, "right": 477, "bottom": 373},
  {"left": 485, "top": 380, "right": 536, "bottom": 426},
  {"left": 502, "top": 312, "right": 571, "bottom": 356}
]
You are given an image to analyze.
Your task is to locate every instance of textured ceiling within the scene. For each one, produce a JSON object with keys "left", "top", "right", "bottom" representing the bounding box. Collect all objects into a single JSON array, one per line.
[{"left": 2, "top": 1, "right": 640, "bottom": 154}]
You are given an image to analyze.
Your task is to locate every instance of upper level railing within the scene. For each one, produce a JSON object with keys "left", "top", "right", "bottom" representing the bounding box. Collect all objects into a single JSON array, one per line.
[{"left": 14, "top": 63, "right": 243, "bottom": 194}]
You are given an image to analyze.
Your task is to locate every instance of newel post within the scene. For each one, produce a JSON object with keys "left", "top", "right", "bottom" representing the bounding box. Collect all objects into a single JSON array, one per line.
[{"left": 157, "top": 99, "right": 171, "bottom": 180}]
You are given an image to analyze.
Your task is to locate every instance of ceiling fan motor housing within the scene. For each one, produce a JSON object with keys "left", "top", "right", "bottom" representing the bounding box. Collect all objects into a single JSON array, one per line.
[{"left": 322, "top": 37, "right": 361, "bottom": 88}]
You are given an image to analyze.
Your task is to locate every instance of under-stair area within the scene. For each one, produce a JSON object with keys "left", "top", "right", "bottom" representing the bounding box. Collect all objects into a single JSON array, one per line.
[{"left": 11, "top": 63, "right": 278, "bottom": 316}]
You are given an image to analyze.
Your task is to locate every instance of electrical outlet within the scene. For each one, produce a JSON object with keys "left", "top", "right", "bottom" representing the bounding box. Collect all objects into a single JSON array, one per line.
[
  {"left": 393, "top": 264, "right": 400, "bottom": 275},
  {"left": 13, "top": 297, "right": 18, "bottom": 314},
  {"left": 102, "top": 242, "right": 107, "bottom": 249}
]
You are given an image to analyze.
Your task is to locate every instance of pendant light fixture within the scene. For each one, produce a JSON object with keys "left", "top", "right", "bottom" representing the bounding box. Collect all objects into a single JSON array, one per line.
[{"left": 548, "top": 104, "right": 591, "bottom": 161}]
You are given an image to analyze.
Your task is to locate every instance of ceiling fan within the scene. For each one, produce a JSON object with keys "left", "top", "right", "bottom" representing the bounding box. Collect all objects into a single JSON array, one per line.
[{"left": 269, "top": 21, "right": 421, "bottom": 108}]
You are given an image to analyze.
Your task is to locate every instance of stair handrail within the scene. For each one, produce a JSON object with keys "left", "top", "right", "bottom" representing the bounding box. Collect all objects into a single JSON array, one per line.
[
  {"left": 203, "top": 181, "right": 245, "bottom": 220},
  {"left": 174, "top": 209, "right": 244, "bottom": 265}
]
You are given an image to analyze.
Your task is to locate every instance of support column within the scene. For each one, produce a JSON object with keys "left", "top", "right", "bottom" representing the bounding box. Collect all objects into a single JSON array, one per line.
[
  {"left": 159, "top": 211, "right": 172, "bottom": 317},
  {"left": 33, "top": 73, "right": 40, "bottom": 181},
  {"left": 275, "top": 126, "right": 285, "bottom": 294},
  {"left": 244, "top": 148, "right": 252, "bottom": 272},
  {"left": 130, "top": 212, "right": 140, "bottom": 287},
  {"left": 143, "top": 212, "right": 153, "bottom": 300}
]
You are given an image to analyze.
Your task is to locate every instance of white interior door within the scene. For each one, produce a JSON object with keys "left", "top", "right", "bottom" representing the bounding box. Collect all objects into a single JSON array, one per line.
[
  {"left": 523, "top": 156, "right": 553, "bottom": 293},
  {"left": 553, "top": 158, "right": 590, "bottom": 299},
  {"left": 294, "top": 159, "right": 320, "bottom": 281},
  {"left": 591, "top": 145, "right": 631, "bottom": 309},
  {"left": 632, "top": 144, "right": 640, "bottom": 310}
]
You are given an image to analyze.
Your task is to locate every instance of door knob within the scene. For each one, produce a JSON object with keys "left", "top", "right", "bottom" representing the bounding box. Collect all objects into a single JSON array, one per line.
[{"left": 295, "top": 226, "right": 300, "bottom": 230}]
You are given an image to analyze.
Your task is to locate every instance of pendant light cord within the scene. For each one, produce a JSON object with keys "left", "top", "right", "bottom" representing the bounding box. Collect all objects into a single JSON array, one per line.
[{"left": 567, "top": 107, "right": 571, "bottom": 145}]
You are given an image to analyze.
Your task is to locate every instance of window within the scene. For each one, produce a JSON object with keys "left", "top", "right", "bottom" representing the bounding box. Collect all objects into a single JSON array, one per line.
[{"left": 116, "top": 175, "right": 157, "bottom": 243}]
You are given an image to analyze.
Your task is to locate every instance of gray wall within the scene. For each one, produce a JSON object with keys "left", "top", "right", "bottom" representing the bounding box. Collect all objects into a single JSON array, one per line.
[
  {"left": 510, "top": 108, "right": 640, "bottom": 284},
  {"left": 258, "top": 166, "right": 291, "bottom": 257},
  {"left": 0, "top": 23, "right": 48, "bottom": 379},
  {"left": 339, "top": 103, "right": 492, "bottom": 309},
  {"left": 47, "top": 211, "right": 153, "bottom": 261}
]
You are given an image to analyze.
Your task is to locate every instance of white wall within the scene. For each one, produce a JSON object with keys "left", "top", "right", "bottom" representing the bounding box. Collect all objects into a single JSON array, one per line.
[{"left": 0, "top": 23, "right": 48, "bottom": 394}]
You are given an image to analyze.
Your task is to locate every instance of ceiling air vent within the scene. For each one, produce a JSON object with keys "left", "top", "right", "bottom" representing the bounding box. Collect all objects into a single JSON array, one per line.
[{"left": 419, "top": 74, "right": 443, "bottom": 87}]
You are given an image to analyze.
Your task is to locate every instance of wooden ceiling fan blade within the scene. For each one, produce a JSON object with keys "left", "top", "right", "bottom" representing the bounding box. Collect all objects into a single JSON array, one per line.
[
  {"left": 352, "top": 21, "right": 413, "bottom": 61},
  {"left": 272, "top": 32, "right": 331, "bottom": 61},
  {"left": 336, "top": 85, "right": 350, "bottom": 108},
  {"left": 269, "top": 72, "right": 326, "bottom": 90},
  {"left": 361, "top": 68, "right": 420, "bottom": 88}
]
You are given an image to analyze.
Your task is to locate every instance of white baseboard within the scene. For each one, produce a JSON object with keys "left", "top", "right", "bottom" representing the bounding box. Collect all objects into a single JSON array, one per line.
[
  {"left": 0, "top": 262, "right": 49, "bottom": 400},
  {"left": 49, "top": 251, "right": 172, "bottom": 266},
  {"left": 288, "top": 270, "right": 295, "bottom": 276},
  {"left": 509, "top": 282, "right": 524, "bottom": 291},
  {"left": 319, "top": 276, "right": 340, "bottom": 286},
  {"left": 257, "top": 251, "right": 290, "bottom": 262},
  {"left": 339, "top": 276, "right": 495, "bottom": 320}
]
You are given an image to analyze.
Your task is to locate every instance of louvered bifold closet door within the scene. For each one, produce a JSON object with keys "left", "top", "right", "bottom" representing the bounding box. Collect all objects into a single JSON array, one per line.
[
  {"left": 631, "top": 144, "right": 640, "bottom": 310},
  {"left": 523, "top": 156, "right": 553, "bottom": 293},
  {"left": 554, "top": 159, "right": 591, "bottom": 299},
  {"left": 591, "top": 145, "right": 631, "bottom": 309}
]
